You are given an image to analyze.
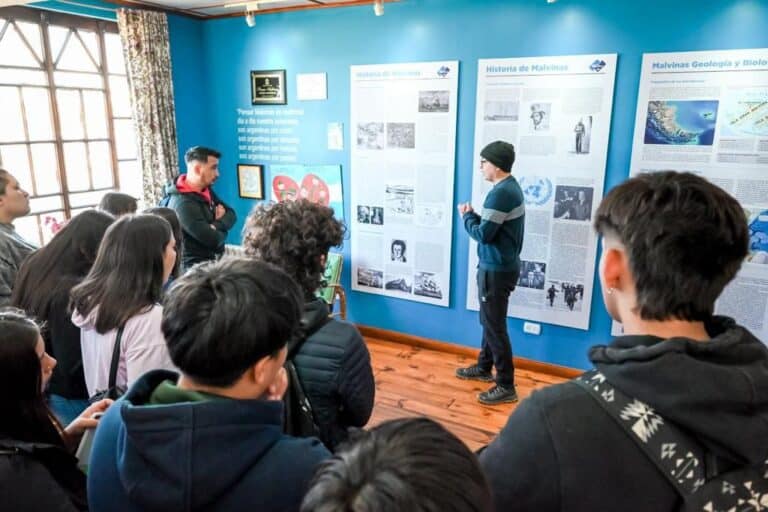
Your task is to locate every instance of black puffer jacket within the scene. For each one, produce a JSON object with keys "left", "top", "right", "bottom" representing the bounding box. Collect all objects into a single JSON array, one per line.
[
  {"left": 479, "top": 316, "right": 768, "bottom": 512},
  {"left": 293, "top": 299, "right": 375, "bottom": 451},
  {"left": 0, "top": 438, "right": 87, "bottom": 511}
]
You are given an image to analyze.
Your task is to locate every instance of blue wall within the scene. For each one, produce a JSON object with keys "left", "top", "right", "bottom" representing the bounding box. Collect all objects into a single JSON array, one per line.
[
  {"left": 164, "top": 0, "right": 768, "bottom": 369},
  {"left": 47, "top": 0, "right": 764, "bottom": 369}
]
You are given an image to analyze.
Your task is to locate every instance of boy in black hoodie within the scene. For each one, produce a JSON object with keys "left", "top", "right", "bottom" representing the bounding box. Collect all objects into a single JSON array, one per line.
[
  {"left": 479, "top": 171, "right": 768, "bottom": 511},
  {"left": 88, "top": 258, "right": 330, "bottom": 512}
]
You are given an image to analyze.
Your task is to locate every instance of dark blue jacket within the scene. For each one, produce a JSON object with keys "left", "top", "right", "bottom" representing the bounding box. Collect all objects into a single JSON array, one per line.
[
  {"left": 294, "top": 299, "right": 375, "bottom": 450},
  {"left": 88, "top": 369, "right": 330, "bottom": 512},
  {"left": 463, "top": 175, "right": 525, "bottom": 273}
]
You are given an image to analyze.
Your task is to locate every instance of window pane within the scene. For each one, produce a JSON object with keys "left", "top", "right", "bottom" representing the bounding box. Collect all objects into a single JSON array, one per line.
[
  {"left": 16, "top": 21, "right": 43, "bottom": 63},
  {"left": 118, "top": 159, "right": 142, "bottom": 200},
  {"left": 0, "top": 22, "right": 40, "bottom": 67},
  {"left": 104, "top": 33, "right": 126, "bottom": 75},
  {"left": 30, "top": 143, "right": 60, "bottom": 195},
  {"left": 0, "top": 144, "right": 31, "bottom": 192},
  {"left": 76, "top": 30, "right": 100, "bottom": 69},
  {"left": 69, "top": 189, "right": 106, "bottom": 208},
  {"left": 89, "top": 141, "right": 113, "bottom": 188},
  {"left": 53, "top": 72, "right": 102, "bottom": 89},
  {"left": 108, "top": 75, "right": 131, "bottom": 117},
  {"left": 62, "top": 142, "right": 90, "bottom": 191},
  {"left": 48, "top": 26, "right": 69, "bottom": 63},
  {"left": 23, "top": 87, "right": 53, "bottom": 141},
  {"left": 0, "top": 68, "right": 47, "bottom": 85},
  {"left": 57, "top": 30, "right": 98, "bottom": 72},
  {"left": 29, "top": 194, "right": 63, "bottom": 213},
  {"left": 56, "top": 89, "right": 84, "bottom": 140},
  {"left": 0, "top": 87, "right": 25, "bottom": 142},
  {"left": 13, "top": 214, "right": 42, "bottom": 247},
  {"left": 114, "top": 118, "right": 137, "bottom": 159},
  {"left": 83, "top": 89, "right": 107, "bottom": 138}
]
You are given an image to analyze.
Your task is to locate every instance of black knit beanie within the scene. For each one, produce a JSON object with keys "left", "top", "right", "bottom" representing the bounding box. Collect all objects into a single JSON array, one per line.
[{"left": 480, "top": 141, "right": 516, "bottom": 173}]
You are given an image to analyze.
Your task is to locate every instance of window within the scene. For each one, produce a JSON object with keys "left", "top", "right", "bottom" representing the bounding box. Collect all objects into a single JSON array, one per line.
[{"left": 0, "top": 6, "right": 141, "bottom": 245}]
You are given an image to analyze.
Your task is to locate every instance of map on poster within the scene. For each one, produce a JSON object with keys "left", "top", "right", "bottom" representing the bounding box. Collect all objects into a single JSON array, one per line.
[
  {"left": 619, "top": 48, "right": 768, "bottom": 343},
  {"left": 269, "top": 164, "right": 344, "bottom": 220},
  {"left": 350, "top": 61, "right": 459, "bottom": 307},
  {"left": 466, "top": 54, "right": 617, "bottom": 330}
]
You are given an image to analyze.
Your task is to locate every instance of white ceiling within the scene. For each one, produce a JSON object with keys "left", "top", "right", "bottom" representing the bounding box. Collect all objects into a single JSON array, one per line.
[{"left": 118, "top": 0, "right": 385, "bottom": 19}]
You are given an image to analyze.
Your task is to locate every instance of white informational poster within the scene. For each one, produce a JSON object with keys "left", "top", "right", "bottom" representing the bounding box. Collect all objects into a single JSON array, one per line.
[
  {"left": 350, "top": 61, "right": 459, "bottom": 307},
  {"left": 624, "top": 49, "right": 768, "bottom": 344},
  {"left": 466, "top": 54, "right": 617, "bottom": 330}
]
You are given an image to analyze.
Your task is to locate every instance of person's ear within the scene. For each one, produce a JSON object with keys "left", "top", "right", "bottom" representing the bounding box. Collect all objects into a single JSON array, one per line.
[
  {"left": 601, "top": 244, "right": 628, "bottom": 291},
  {"left": 319, "top": 253, "right": 327, "bottom": 267}
]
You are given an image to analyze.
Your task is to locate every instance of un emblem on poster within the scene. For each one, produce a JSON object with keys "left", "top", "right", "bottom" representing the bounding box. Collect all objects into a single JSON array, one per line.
[{"left": 519, "top": 176, "right": 553, "bottom": 206}]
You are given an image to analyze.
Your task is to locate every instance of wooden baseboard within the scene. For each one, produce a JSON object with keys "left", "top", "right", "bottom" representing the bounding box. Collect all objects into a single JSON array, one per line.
[{"left": 357, "top": 324, "right": 583, "bottom": 380}]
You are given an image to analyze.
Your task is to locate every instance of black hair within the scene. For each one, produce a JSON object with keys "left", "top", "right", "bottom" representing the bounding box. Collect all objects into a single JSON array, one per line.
[
  {"left": 0, "top": 169, "right": 9, "bottom": 195},
  {"left": 98, "top": 192, "right": 138, "bottom": 217},
  {"left": 594, "top": 171, "right": 749, "bottom": 321},
  {"left": 161, "top": 257, "right": 303, "bottom": 387},
  {"left": 0, "top": 309, "right": 65, "bottom": 447},
  {"left": 71, "top": 214, "right": 172, "bottom": 333},
  {"left": 184, "top": 146, "right": 221, "bottom": 165},
  {"left": 301, "top": 417, "right": 493, "bottom": 512},
  {"left": 144, "top": 207, "right": 182, "bottom": 280},
  {"left": 12, "top": 210, "right": 115, "bottom": 317},
  {"left": 243, "top": 200, "right": 346, "bottom": 298}
]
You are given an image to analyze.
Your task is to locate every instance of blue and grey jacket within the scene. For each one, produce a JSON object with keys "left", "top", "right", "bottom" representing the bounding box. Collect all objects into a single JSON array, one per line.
[{"left": 463, "top": 175, "right": 525, "bottom": 273}]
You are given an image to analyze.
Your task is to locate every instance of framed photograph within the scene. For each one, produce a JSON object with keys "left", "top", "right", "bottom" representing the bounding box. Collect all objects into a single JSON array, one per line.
[
  {"left": 237, "top": 164, "right": 265, "bottom": 199},
  {"left": 251, "top": 69, "right": 287, "bottom": 105}
]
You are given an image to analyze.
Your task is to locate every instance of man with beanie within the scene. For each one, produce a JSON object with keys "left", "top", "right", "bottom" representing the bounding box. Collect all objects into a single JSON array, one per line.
[{"left": 456, "top": 141, "right": 525, "bottom": 405}]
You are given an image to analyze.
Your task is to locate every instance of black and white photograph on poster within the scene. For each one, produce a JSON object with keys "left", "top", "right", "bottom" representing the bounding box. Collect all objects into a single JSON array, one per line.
[
  {"left": 545, "top": 280, "right": 584, "bottom": 311},
  {"left": 357, "top": 268, "right": 383, "bottom": 288},
  {"left": 517, "top": 260, "right": 546, "bottom": 290},
  {"left": 571, "top": 116, "right": 592, "bottom": 154},
  {"left": 357, "top": 205, "right": 384, "bottom": 225},
  {"left": 418, "top": 90, "right": 450, "bottom": 112},
  {"left": 357, "top": 122, "right": 385, "bottom": 149},
  {"left": 385, "top": 274, "right": 413, "bottom": 293},
  {"left": 484, "top": 100, "right": 519, "bottom": 121},
  {"left": 386, "top": 185, "right": 415, "bottom": 216},
  {"left": 387, "top": 123, "right": 416, "bottom": 149},
  {"left": 390, "top": 239, "right": 408, "bottom": 263},
  {"left": 553, "top": 185, "right": 594, "bottom": 221},
  {"left": 414, "top": 271, "right": 443, "bottom": 299},
  {"left": 529, "top": 103, "right": 551, "bottom": 131}
]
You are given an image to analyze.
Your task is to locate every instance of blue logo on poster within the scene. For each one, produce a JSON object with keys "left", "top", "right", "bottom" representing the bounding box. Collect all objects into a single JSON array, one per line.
[
  {"left": 590, "top": 59, "right": 606, "bottom": 72},
  {"left": 519, "top": 176, "right": 553, "bottom": 206},
  {"left": 437, "top": 66, "right": 450, "bottom": 77}
]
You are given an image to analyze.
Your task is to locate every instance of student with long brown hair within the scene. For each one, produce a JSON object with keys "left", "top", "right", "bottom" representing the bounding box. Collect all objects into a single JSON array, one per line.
[{"left": 0, "top": 309, "right": 111, "bottom": 511}]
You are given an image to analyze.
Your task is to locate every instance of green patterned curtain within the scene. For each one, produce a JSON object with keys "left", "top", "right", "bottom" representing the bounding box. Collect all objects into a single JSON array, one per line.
[{"left": 117, "top": 9, "right": 179, "bottom": 206}]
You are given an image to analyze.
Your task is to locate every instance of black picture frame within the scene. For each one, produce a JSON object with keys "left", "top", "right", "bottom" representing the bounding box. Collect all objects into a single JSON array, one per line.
[
  {"left": 251, "top": 69, "right": 287, "bottom": 105},
  {"left": 237, "top": 163, "right": 265, "bottom": 199}
]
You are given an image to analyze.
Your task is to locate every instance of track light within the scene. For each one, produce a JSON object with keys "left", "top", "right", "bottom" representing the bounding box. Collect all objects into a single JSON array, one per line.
[
  {"left": 373, "top": 0, "right": 383, "bottom": 16},
  {"left": 244, "top": 1, "right": 258, "bottom": 27}
]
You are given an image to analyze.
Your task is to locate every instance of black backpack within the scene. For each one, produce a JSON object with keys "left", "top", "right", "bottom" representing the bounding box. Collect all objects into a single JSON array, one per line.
[
  {"left": 575, "top": 370, "right": 768, "bottom": 511},
  {"left": 283, "top": 316, "right": 329, "bottom": 439}
]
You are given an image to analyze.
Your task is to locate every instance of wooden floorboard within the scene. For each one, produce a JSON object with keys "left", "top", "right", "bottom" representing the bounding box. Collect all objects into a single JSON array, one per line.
[{"left": 364, "top": 336, "right": 571, "bottom": 451}]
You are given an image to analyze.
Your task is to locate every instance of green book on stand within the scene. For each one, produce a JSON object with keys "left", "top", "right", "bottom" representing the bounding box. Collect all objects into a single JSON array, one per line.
[{"left": 317, "top": 252, "right": 343, "bottom": 305}]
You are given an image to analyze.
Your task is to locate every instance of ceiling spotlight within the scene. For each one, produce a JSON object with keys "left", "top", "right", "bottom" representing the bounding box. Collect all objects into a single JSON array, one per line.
[{"left": 373, "top": 0, "right": 383, "bottom": 16}]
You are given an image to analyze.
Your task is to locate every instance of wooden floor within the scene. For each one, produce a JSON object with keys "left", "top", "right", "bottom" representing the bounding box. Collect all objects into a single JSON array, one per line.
[{"left": 364, "top": 337, "right": 570, "bottom": 451}]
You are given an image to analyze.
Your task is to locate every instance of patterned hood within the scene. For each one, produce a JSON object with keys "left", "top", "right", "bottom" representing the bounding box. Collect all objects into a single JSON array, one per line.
[{"left": 589, "top": 316, "right": 768, "bottom": 466}]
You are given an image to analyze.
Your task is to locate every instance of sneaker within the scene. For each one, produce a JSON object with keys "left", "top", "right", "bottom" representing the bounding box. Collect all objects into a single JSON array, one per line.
[
  {"left": 478, "top": 385, "right": 518, "bottom": 405},
  {"left": 455, "top": 365, "right": 493, "bottom": 382}
]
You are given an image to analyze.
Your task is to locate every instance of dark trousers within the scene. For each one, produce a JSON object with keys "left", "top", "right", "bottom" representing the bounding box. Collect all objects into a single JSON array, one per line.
[{"left": 477, "top": 268, "right": 518, "bottom": 387}]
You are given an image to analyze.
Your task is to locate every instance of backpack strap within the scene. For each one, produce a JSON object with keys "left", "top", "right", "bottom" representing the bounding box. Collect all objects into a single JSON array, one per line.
[
  {"left": 107, "top": 325, "right": 125, "bottom": 392},
  {"left": 575, "top": 370, "right": 708, "bottom": 496},
  {"left": 287, "top": 310, "right": 330, "bottom": 359}
]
